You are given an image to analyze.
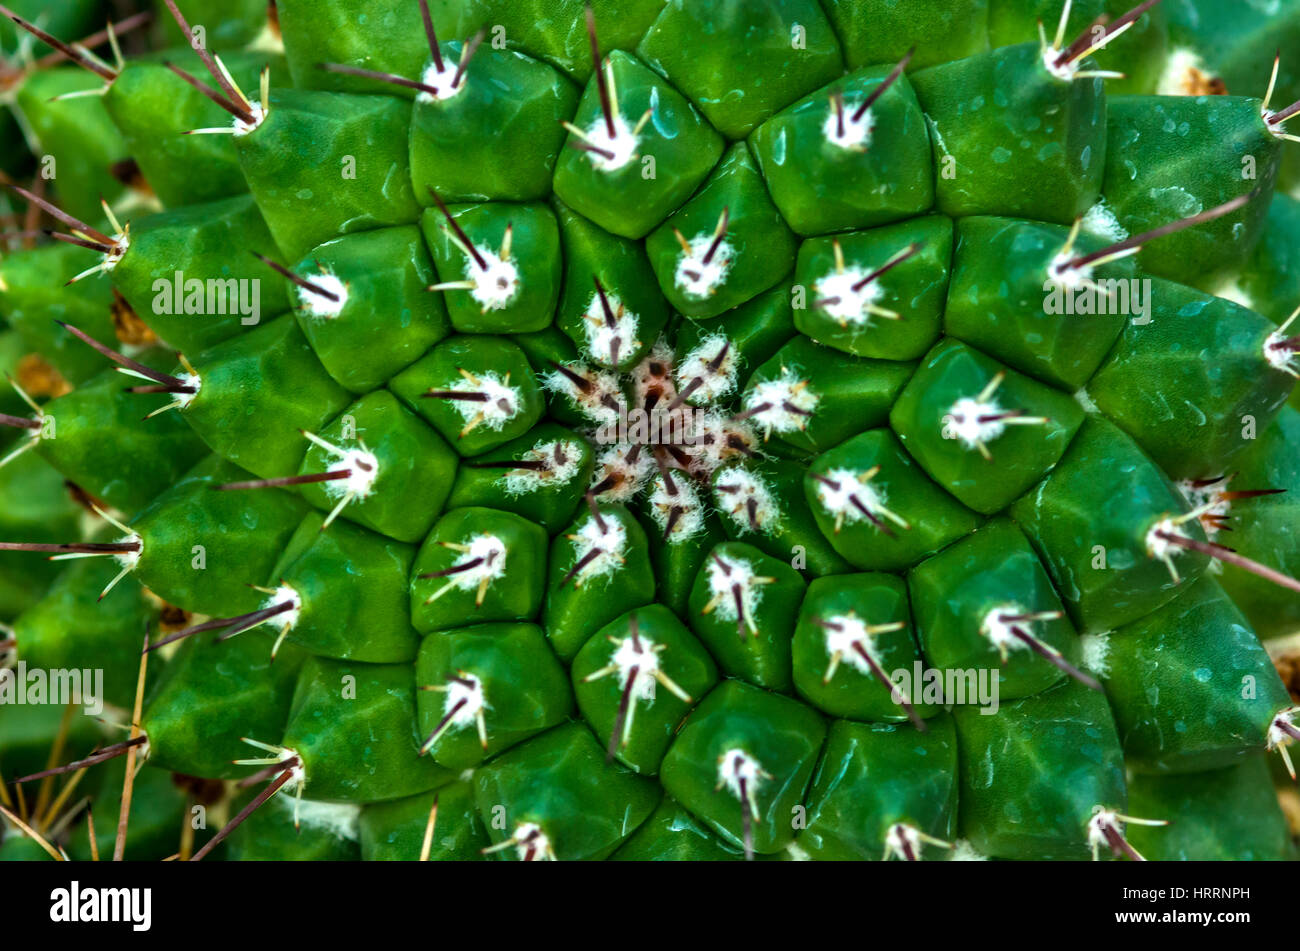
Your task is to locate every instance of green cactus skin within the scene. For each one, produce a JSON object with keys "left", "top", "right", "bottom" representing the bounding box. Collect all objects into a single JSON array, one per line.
[{"left": 3, "top": 0, "right": 1300, "bottom": 867}]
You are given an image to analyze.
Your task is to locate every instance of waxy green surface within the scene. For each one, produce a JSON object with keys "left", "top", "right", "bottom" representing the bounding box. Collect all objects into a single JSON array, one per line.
[
  {"left": 1125, "top": 756, "right": 1295, "bottom": 860},
  {"left": 1010, "top": 418, "right": 1209, "bottom": 632},
  {"left": 909, "top": 518, "right": 1079, "bottom": 700},
  {"left": 410, "top": 507, "right": 548, "bottom": 632},
  {"left": 743, "top": 335, "right": 915, "bottom": 455},
  {"left": 422, "top": 201, "right": 561, "bottom": 335},
  {"left": 444, "top": 423, "right": 594, "bottom": 532},
  {"left": 290, "top": 225, "right": 450, "bottom": 395},
  {"left": 554, "top": 198, "right": 669, "bottom": 369},
  {"left": 111, "top": 194, "right": 290, "bottom": 355},
  {"left": 360, "top": 783, "right": 489, "bottom": 861},
  {"left": 636, "top": 0, "right": 844, "bottom": 140},
  {"left": 646, "top": 142, "right": 797, "bottom": 319},
  {"left": 36, "top": 365, "right": 208, "bottom": 513},
  {"left": 416, "top": 621, "right": 571, "bottom": 768},
  {"left": 660, "top": 679, "right": 826, "bottom": 855},
  {"left": 389, "top": 334, "right": 544, "bottom": 456},
  {"left": 1216, "top": 406, "right": 1300, "bottom": 638},
  {"left": 143, "top": 631, "right": 305, "bottom": 780},
  {"left": 283, "top": 655, "right": 450, "bottom": 802},
  {"left": 270, "top": 513, "right": 422, "bottom": 663},
  {"left": 543, "top": 503, "right": 656, "bottom": 661},
  {"left": 806, "top": 428, "right": 981, "bottom": 571},
  {"left": 571, "top": 605, "right": 718, "bottom": 774},
  {"left": 954, "top": 678, "right": 1127, "bottom": 860},
  {"left": 13, "top": 557, "right": 157, "bottom": 711},
  {"left": 411, "top": 41, "right": 579, "bottom": 203},
  {"left": 182, "top": 315, "right": 352, "bottom": 480},
  {"left": 820, "top": 0, "right": 989, "bottom": 71},
  {"left": 791, "top": 572, "right": 936, "bottom": 722},
  {"left": 686, "top": 541, "right": 806, "bottom": 691},
  {"left": 750, "top": 64, "right": 934, "bottom": 236},
  {"left": 943, "top": 216, "right": 1136, "bottom": 390},
  {"left": 1100, "top": 577, "right": 1292, "bottom": 773},
  {"left": 235, "top": 88, "right": 420, "bottom": 262},
  {"left": 1085, "top": 278, "right": 1294, "bottom": 479},
  {"left": 890, "top": 338, "right": 1084, "bottom": 513},
  {"left": 552, "top": 50, "right": 724, "bottom": 239},
  {"left": 299, "top": 390, "right": 458, "bottom": 544},
  {"left": 132, "top": 455, "right": 309, "bottom": 617},
  {"left": 1101, "top": 95, "right": 1280, "bottom": 289},
  {"left": 798, "top": 716, "right": 958, "bottom": 860},
  {"left": 794, "top": 214, "right": 953, "bottom": 359},
  {"left": 473, "top": 721, "right": 660, "bottom": 860},
  {"left": 911, "top": 42, "right": 1106, "bottom": 224}
]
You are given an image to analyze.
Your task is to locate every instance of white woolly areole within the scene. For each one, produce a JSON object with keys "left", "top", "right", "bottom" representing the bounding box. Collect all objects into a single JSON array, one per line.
[
  {"left": 417, "top": 60, "right": 468, "bottom": 102},
  {"left": 675, "top": 232, "right": 734, "bottom": 300},
  {"left": 500, "top": 439, "right": 584, "bottom": 496},
  {"left": 101, "top": 230, "right": 129, "bottom": 272},
  {"left": 568, "top": 514, "right": 629, "bottom": 585},
  {"left": 716, "top": 748, "right": 766, "bottom": 803},
  {"left": 610, "top": 635, "right": 664, "bottom": 703},
  {"left": 583, "top": 291, "right": 640, "bottom": 366},
  {"left": 1046, "top": 248, "right": 1095, "bottom": 292},
  {"left": 1041, "top": 44, "right": 1087, "bottom": 82},
  {"left": 823, "top": 613, "right": 880, "bottom": 675},
  {"left": 114, "top": 533, "right": 143, "bottom": 571},
  {"left": 1080, "top": 201, "right": 1129, "bottom": 243},
  {"left": 707, "top": 555, "right": 763, "bottom": 624},
  {"left": 884, "top": 822, "right": 925, "bottom": 861},
  {"left": 451, "top": 535, "right": 510, "bottom": 593},
  {"left": 322, "top": 445, "right": 380, "bottom": 502},
  {"left": 814, "top": 264, "right": 882, "bottom": 326},
  {"left": 979, "top": 603, "right": 1033, "bottom": 655},
  {"left": 298, "top": 272, "right": 349, "bottom": 319},
  {"left": 232, "top": 100, "right": 266, "bottom": 137},
  {"left": 1264, "top": 328, "right": 1299, "bottom": 376},
  {"left": 590, "top": 444, "right": 653, "bottom": 502},
  {"left": 290, "top": 799, "right": 362, "bottom": 840},
  {"left": 1155, "top": 48, "right": 1210, "bottom": 95},
  {"left": 173, "top": 371, "right": 202, "bottom": 410},
  {"left": 948, "top": 839, "right": 989, "bottom": 861},
  {"left": 1268, "top": 706, "right": 1300, "bottom": 749},
  {"left": 583, "top": 111, "right": 639, "bottom": 172},
  {"left": 540, "top": 365, "right": 622, "bottom": 427},
  {"left": 823, "top": 101, "right": 873, "bottom": 150},
  {"left": 1177, "top": 477, "right": 1231, "bottom": 537},
  {"left": 447, "top": 372, "right": 521, "bottom": 431},
  {"left": 263, "top": 585, "right": 302, "bottom": 633},
  {"left": 1143, "top": 516, "right": 1184, "bottom": 563},
  {"left": 464, "top": 247, "right": 520, "bottom": 311},
  {"left": 507, "top": 821, "right": 556, "bottom": 861},
  {"left": 942, "top": 396, "right": 1010, "bottom": 450},
  {"left": 1080, "top": 633, "right": 1113, "bottom": 677},
  {"left": 815, "top": 467, "right": 889, "bottom": 527},
  {"left": 743, "top": 372, "right": 819, "bottom": 438},
  {"left": 713, "top": 468, "right": 781, "bottom": 535},
  {"left": 1086, "top": 807, "right": 1124, "bottom": 852},
  {"left": 646, "top": 474, "right": 706, "bottom": 543},
  {"left": 443, "top": 673, "right": 488, "bottom": 731},
  {"left": 675, "top": 334, "right": 738, "bottom": 402}
]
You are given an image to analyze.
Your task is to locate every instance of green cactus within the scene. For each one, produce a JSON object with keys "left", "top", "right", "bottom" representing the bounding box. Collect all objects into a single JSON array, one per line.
[{"left": 3, "top": 0, "right": 1300, "bottom": 866}]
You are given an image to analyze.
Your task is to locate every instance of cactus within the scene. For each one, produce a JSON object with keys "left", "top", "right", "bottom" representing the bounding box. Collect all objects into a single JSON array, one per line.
[{"left": 2, "top": 0, "right": 1300, "bottom": 864}]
